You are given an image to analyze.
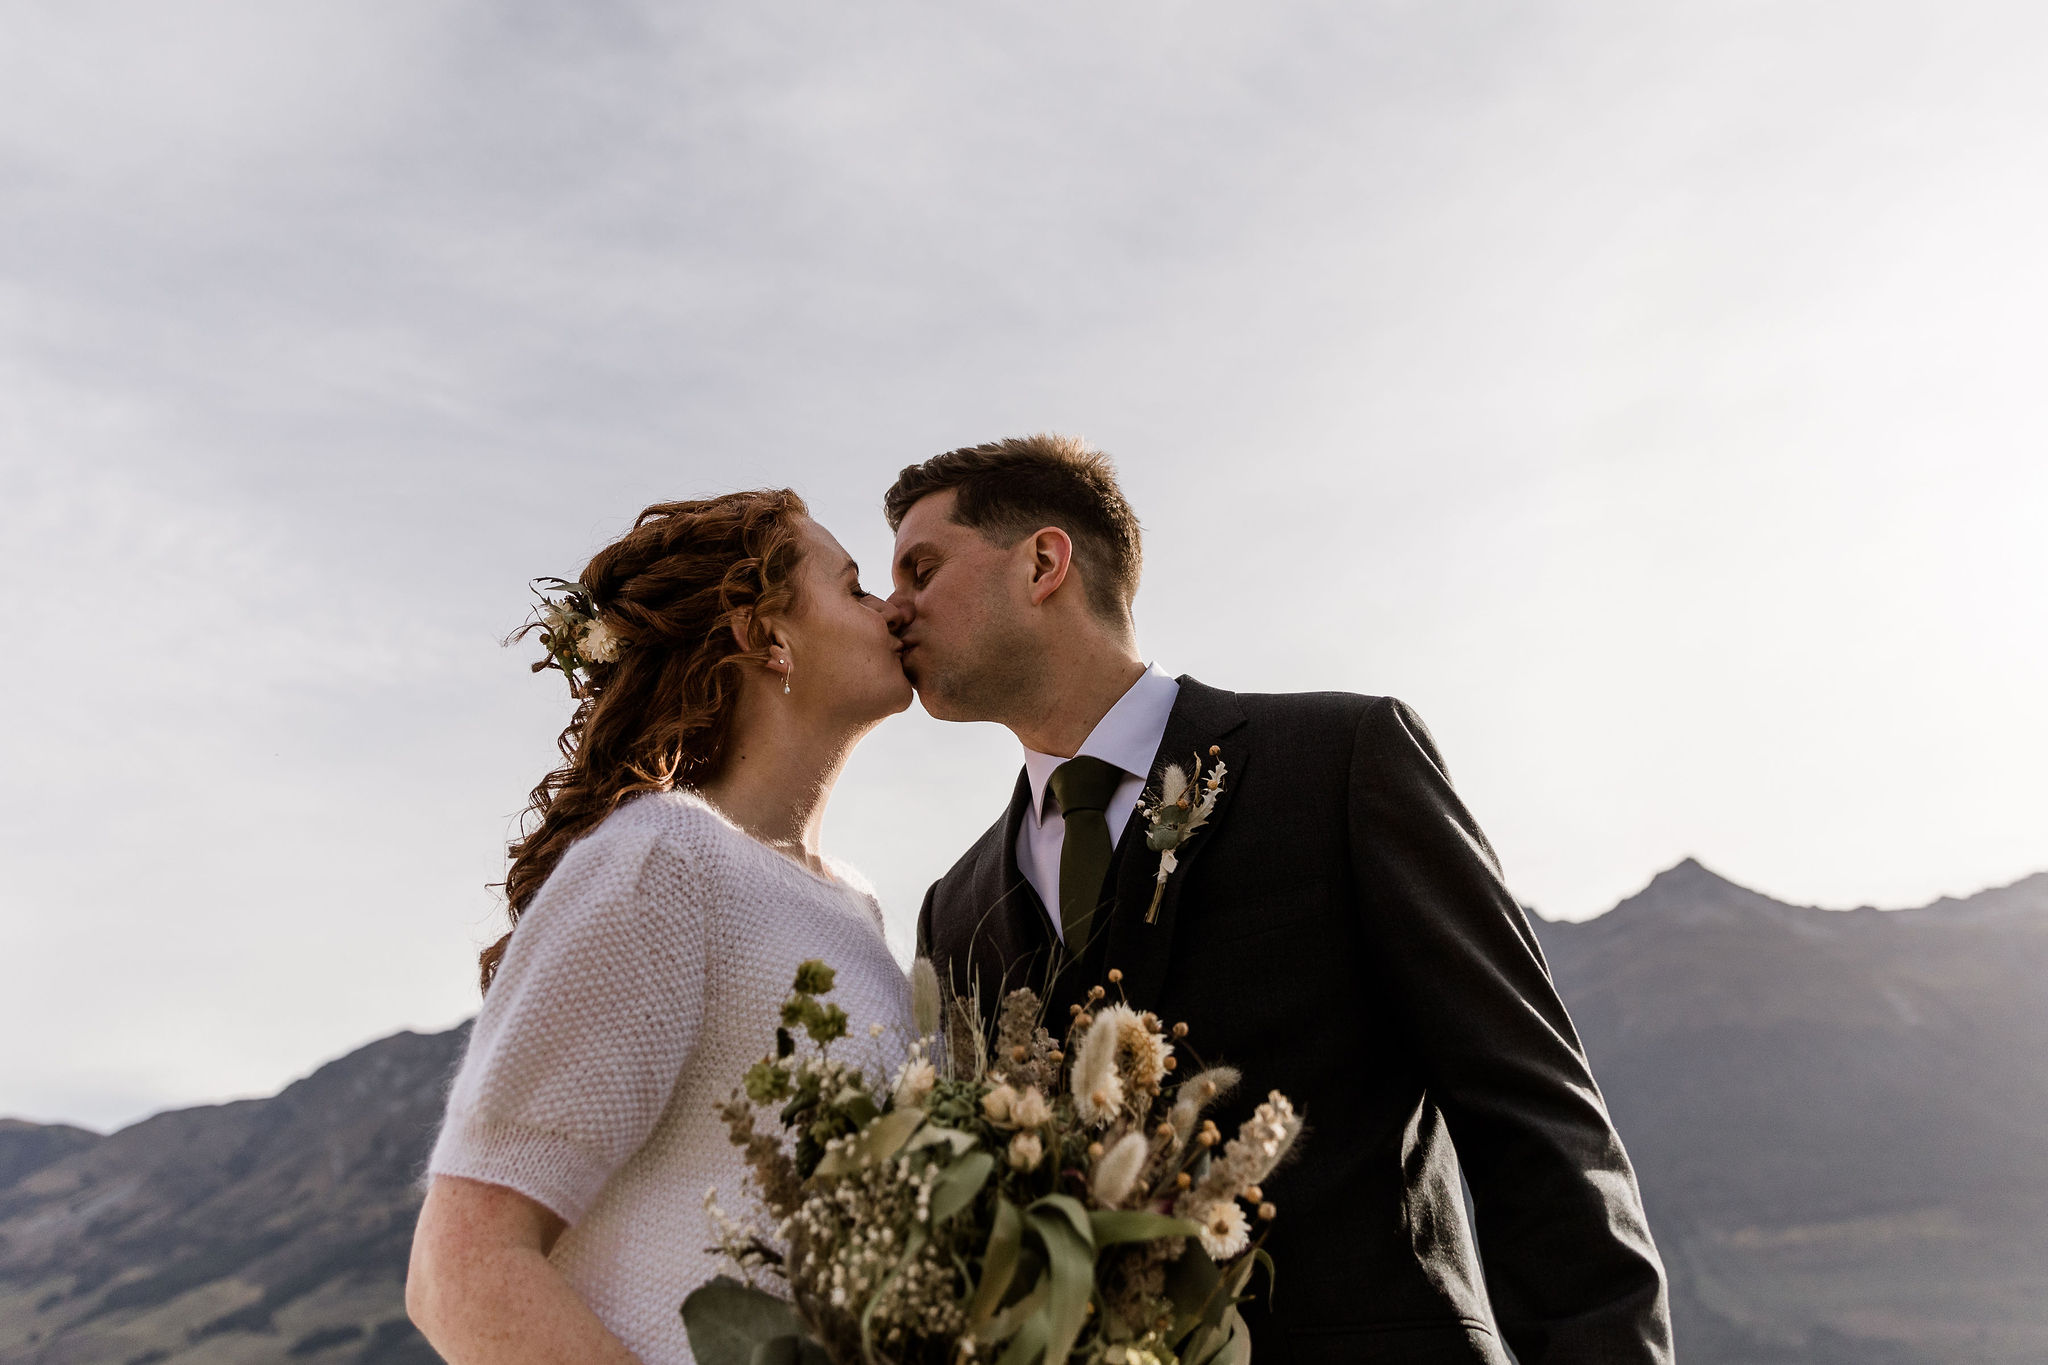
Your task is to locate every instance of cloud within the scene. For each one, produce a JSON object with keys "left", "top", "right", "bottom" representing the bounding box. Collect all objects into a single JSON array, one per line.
[{"left": 3, "top": 1, "right": 2045, "bottom": 1128}]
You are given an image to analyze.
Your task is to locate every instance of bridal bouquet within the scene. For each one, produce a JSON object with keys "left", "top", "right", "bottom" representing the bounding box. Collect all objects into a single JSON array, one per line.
[{"left": 684, "top": 960, "right": 1300, "bottom": 1365}]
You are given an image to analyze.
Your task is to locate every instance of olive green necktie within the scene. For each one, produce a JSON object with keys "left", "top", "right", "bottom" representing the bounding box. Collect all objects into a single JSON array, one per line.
[{"left": 1049, "top": 756, "right": 1125, "bottom": 956}]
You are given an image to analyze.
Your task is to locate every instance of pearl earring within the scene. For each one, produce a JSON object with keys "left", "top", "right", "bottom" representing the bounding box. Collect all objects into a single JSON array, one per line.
[{"left": 783, "top": 656, "right": 792, "bottom": 696}]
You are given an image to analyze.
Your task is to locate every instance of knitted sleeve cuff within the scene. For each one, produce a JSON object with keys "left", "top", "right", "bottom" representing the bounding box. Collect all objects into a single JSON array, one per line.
[{"left": 426, "top": 1113, "right": 620, "bottom": 1226}]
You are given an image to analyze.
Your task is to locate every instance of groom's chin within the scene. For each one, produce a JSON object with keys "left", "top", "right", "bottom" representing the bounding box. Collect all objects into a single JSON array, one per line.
[{"left": 914, "top": 685, "right": 962, "bottom": 723}]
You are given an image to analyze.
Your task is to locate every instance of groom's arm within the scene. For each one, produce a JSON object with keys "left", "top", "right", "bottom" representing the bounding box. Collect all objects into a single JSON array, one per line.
[
  {"left": 914, "top": 883, "right": 936, "bottom": 960},
  {"left": 1346, "top": 696, "right": 1673, "bottom": 1364}
]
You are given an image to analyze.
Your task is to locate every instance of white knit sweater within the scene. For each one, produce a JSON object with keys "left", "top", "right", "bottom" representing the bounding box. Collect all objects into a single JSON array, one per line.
[{"left": 429, "top": 789, "right": 913, "bottom": 1365}]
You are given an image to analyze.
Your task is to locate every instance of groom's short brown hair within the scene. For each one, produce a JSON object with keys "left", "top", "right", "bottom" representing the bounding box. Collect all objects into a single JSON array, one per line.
[{"left": 884, "top": 434, "right": 1143, "bottom": 621}]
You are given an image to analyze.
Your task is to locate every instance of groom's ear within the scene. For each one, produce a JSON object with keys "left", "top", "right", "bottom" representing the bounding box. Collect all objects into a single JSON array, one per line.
[{"left": 1024, "top": 526, "right": 1074, "bottom": 607}]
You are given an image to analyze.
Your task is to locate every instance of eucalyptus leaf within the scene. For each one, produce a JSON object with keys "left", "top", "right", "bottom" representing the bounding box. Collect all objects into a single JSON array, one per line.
[
  {"left": 1027, "top": 1192, "right": 1095, "bottom": 1249},
  {"left": 1180, "top": 1322, "right": 1226, "bottom": 1365},
  {"left": 995, "top": 1310, "right": 1050, "bottom": 1365},
  {"left": 966, "top": 1198, "right": 1024, "bottom": 1332},
  {"left": 905, "top": 1124, "right": 977, "bottom": 1155},
  {"left": 1220, "top": 1245, "right": 1265, "bottom": 1303},
  {"left": 859, "top": 1223, "right": 928, "bottom": 1364},
  {"left": 680, "top": 1277, "right": 809, "bottom": 1365},
  {"left": 811, "top": 1105, "right": 924, "bottom": 1177},
  {"left": 980, "top": 1277, "right": 1050, "bottom": 1345},
  {"left": 748, "top": 1335, "right": 831, "bottom": 1365},
  {"left": 931, "top": 1150, "right": 995, "bottom": 1226},
  {"left": 1208, "top": 1306, "right": 1252, "bottom": 1365},
  {"left": 1089, "top": 1209, "right": 1200, "bottom": 1246},
  {"left": 1024, "top": 1205, "right": 1096, "bottom": 1365},
  {"left": 1165, "top": 1243, "right": 1223, "bottom": 1339}
]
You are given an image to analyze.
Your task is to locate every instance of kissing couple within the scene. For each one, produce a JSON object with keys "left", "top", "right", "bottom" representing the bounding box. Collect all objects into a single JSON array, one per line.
[{"left": 405, "top": 437, "right": 1674, "bottom": 1365}]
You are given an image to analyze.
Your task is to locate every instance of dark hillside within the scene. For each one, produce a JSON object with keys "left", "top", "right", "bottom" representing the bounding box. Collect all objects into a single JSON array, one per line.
[
  {"left": 0, "top": 1026, "right": 465, "bottom": 1365},
  {"left": 1536, "top": 862, "right": 2048, "bottom": 1364},
  {"left": 4, "top": 865, "right": 2044, "bottom": 1363}
]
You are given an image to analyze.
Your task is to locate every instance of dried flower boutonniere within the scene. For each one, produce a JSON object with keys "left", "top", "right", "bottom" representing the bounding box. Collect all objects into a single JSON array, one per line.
[{"left": 1137, "top": 744, "right": 1228, "bottom": 922}]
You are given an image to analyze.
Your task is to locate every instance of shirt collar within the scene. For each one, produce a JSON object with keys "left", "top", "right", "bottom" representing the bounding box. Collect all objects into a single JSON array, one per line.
[{"left": 1022, "top": 664, "right": 1182, "bottom": 824}]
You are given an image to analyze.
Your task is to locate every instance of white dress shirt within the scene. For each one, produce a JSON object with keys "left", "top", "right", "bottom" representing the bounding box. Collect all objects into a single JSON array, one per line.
[{"left": 1016, "top": 664, "right": 1181, "bottom": 940}]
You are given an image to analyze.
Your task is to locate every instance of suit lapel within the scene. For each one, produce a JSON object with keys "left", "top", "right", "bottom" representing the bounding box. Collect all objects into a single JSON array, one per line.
[
  {"left": 954, "top": 769, "right": 1060, "bottom": 1012},
  {"left": 1104, "top": 677, "right": 1247, "bottom": 1015}
]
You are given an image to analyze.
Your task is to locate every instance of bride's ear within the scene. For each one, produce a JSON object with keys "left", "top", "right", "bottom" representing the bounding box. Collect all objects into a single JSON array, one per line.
[
  {"left": 728, "top": 608, "right": 767, "bottom": 657},
  {"left": 728, "top": 608, "right": 789, "bottom": 671}
]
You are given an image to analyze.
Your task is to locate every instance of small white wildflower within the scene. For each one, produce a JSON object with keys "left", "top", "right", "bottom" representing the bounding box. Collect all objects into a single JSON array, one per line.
[
  {"left": 579, "top": 616, "right": 622, "bottom": 663},
  {"left": 1090, "top": 1131, "right": 1150, "bottom": 1208},
  {"left": 1006, "top": 1131, "right": 1044, "bottom": 1172},
  {"left": 981, "top": 1082, "right": 1019, "bottom": 1126},
  {"left": 869, "top": 1021, "right": 886, "bottom": 1038},
  {"left": 1193, "top": 1199, "right": 1250, "bottom": 1259},
  {"left": 1008, "top": 1086, "right": 1052, "bottom": 1128},
  {"left": 538, "top": 601, "right": 576, "bottom": 638},
  {"left": 893, "top": 1058, "right": 935, "bottom": 1109}
]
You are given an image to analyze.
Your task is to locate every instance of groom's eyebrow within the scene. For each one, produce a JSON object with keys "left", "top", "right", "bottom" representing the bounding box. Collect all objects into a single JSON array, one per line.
[{"left": 894, "top": 541, "right": 935, "bottom": 574}]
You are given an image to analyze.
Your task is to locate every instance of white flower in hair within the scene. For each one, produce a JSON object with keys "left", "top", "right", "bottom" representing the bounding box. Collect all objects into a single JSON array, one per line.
[
  {"left": 538, "top": 600, "right": 578, "bottom": 638},
  {"left": 579, "top": 616, "right": 622, "bottom": 663},
  {"left": 524, "top": 577, "right": 628, "bottom": 693}
]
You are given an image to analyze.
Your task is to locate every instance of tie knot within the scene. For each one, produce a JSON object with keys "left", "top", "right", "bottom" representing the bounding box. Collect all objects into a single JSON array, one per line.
[{"left": 1049, "top": 756, "right": 1125, "bottom": 816}]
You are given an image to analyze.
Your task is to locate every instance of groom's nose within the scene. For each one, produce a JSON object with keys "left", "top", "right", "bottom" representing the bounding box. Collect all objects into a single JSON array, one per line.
[{"left": 881, "top": 593, "right": 912, "bottom": 633}]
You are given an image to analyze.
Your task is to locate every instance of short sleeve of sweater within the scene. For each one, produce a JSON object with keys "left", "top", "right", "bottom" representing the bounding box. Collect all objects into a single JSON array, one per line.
[{"left": 429, "top": 811, "right": 709, "bottom": 1224}]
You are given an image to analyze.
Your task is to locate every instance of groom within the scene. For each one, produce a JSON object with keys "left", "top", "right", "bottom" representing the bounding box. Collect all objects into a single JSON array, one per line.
[{"left": 884, "top": 436, "right": 1673, "bottom": 1364}]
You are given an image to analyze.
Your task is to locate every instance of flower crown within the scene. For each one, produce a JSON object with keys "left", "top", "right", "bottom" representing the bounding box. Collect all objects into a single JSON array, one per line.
[{"left": 528, "top": 576, "right": 624, "bottom": 694}]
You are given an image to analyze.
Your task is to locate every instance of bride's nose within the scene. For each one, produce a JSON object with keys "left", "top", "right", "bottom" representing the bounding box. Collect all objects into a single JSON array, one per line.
[{"left": 879, "top": 595, "right": 911, "bottom": 632}]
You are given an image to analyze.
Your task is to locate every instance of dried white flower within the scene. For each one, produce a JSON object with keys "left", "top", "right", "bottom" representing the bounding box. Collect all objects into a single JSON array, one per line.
[
  {"left": 1090, "top": 1131, "right": 1150, "bottom": 1208},
  {"left": 1192, "top": 1199, "right": 1250, "bottom": 1259},
  {"left": 1113, "top": 1008, "right": 1172, "bottom": 1092},
  {"left": 981, "top": 1082, "right": 1019, "bottom": 1126},
  {"left": 579, "top": 616, "right": 622, "bottom": 663},
  {"left": 1008, "top": 1086, "right": 1052, "bottom": 1129},
  {"left": 1241, "top": 1090, "right": 1302, "bottom": 1178},
  {"left": 893, "top": 1058, "right": 935, "bottom": 1110},
  {"left": 538, "top": 600, "right": 577, "bottom": 638},
  {"left": 1006, "top": 1131, "right": 1044, "bottom": 1172}
]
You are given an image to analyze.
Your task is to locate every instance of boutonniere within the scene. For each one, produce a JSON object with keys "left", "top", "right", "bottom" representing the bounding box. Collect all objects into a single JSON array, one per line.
[{"left": 1137, "top": 745, "right": 1228, "bottom": 922}]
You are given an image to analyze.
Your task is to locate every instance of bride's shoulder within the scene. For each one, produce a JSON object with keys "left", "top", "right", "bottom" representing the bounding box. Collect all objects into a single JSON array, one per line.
[
  {"left": 821, "top": 856, "right": 879, "bottom": 902},
  {"left": 593, "top": 788, "right": 746, "bottom": 860},
  {"left": 549, "top": 788, "right": 739, "bottom": 885}
]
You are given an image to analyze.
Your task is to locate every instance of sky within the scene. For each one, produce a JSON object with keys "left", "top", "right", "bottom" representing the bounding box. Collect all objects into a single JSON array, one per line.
[{"left": 3, "top": 1, "right": 2045, "bottom": 1132}]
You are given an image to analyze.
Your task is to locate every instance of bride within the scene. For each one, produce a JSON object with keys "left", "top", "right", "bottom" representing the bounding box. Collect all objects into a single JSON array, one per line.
[{"left": 407, "top": 491, "right": 915, "bottom": 1364}]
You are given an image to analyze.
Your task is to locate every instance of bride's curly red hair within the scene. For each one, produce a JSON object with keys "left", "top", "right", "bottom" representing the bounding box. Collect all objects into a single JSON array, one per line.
[{"left": 480, "top": 489, "right": 810, "bottom": 993}]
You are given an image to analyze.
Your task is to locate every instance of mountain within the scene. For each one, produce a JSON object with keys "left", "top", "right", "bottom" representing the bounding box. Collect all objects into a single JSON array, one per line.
[
  {"left": 1533, "top": 861, "right": 2048, "bottom": 1364},
  {"left": 0, "top": 1027, "right": 466, "bottom": 1365},
  {"left": 2, "top": 864, "right": 2044, "bottom": 1364}
]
